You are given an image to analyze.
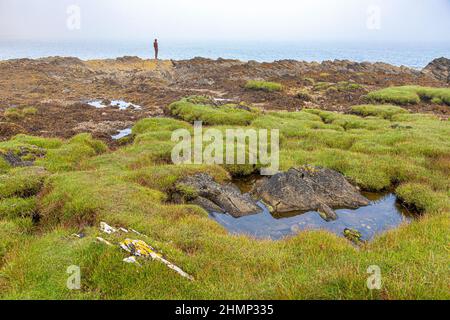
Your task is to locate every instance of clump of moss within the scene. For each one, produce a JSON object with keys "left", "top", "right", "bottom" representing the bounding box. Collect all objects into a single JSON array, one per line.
[
  {"left": 170, "top": 98, "right": 258, "bottom": 125},
  {"left": 245, "top": 80, "right": 283, "bottom": 92}
]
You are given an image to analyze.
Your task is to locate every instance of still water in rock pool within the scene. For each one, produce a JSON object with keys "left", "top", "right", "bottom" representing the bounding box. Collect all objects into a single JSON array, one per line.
[
  {"left": 209, "top": 193, "right": 414, "bottom": 241},
  {"left": 111, "top": 128, "right": 132, "bottom": 140},
  {"left": 87, "top": 99, "right": 142, "bottom": 110}
]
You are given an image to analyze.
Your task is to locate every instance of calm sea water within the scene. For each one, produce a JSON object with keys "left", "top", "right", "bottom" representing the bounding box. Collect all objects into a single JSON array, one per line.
[{"left": 1, "top": 40, "right": 450, "bottom": 69}]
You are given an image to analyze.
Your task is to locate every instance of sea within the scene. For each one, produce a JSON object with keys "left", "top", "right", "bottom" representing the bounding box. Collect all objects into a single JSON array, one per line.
[{"left": 1, "top": 40, "right": 450, "bottom": 69}]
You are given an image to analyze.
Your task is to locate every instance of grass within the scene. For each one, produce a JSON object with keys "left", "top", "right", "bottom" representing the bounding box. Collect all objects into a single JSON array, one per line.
[
  {"left": 313, "top": 81, "right": 363, "bottom": 93},
  {"left": 22, "top": 107, "right": 38, "bottom": 116},
  {"left": 0, "top": 97, "right": 449, "bottom": 299},
  {"left": 4, "top": 108, "right": 24, "bottom": 121},
  {"left": 169, "top": 97, "right": 258, "bottom": 125},
  {"left": 245, "top": 80, "right": 283, "bottom": 92},
  {"left": 0, "top": 167, "right": 49, "bottom": 199},
  {"left": 0, "top": 197, "right": 37, "bottom": 219},
  {"left": 3, "top": 107, "right": 38, "bottom": 120},
  {"left": 351, "top": 104, "right": 409, "bottom": 120},
  {"left": 367, "top": 86, "right": 450, "bottom": 105}
]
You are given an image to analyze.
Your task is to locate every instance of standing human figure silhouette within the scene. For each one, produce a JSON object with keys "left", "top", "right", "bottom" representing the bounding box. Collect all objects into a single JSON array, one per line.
[{"left": 153, "top": 39, "right": 159, "bottom": 60}]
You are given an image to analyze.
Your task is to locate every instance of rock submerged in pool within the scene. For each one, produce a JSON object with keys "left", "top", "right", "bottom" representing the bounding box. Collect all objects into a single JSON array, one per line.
[
  {"left": 175, "top": 173, "right": 261, "bottom": 218},
  {"left": 252, "top": 166, "right": 370, "bottom": 220}
]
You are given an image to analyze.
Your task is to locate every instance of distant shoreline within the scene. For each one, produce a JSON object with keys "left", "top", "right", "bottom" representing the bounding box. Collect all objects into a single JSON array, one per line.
[
  {"left": 1, "top": 40, "right": 449, "bottom": 69},
  {"left": 3, "top": 55, "right": 448, "bottom": 72}
]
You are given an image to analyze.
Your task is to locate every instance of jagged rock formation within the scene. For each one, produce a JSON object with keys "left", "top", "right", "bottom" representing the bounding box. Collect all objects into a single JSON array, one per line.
[
  {"left": 252, "top": 166, "right": 370, "bottom": 221},
  {"left": 423, "top": 57, "right": 450, "bottom": 83},
  {"left": 175, "top": 173, "right": 261, "bottom": 218}
]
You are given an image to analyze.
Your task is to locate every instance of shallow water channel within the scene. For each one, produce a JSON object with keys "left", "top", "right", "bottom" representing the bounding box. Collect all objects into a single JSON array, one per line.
[{"left": 209, "top": 177, "right": 415, "bottom": 241}]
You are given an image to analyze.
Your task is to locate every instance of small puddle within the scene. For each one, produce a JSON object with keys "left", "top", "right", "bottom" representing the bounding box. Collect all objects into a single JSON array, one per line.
[
  {"left": 87, "top": 100, "right": 142, "bottom": 110},
  {"left": 111, "top": 128, "right": 132, "bottom": 140},
  {"left": 209, "top": 177, "right": 416, "bottom": 241}
]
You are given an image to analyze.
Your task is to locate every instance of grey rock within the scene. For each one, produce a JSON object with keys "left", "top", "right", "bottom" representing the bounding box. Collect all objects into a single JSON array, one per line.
[
  {"left": 317, "top": 203, "right": 338, "bottom": 222},
  {"left": 252, "top": 166, "right": 370, "bottom": 215},
  {"left": 176, "top": 173, "right": 261, "bottom": 218},
  {"left": 422, "top": 57, "right": 450, "bottom": 83}
]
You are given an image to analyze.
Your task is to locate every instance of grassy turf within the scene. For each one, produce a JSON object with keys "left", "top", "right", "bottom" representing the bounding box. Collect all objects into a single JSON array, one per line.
[
  {"left": 0, "top": 98, "right": 448, "bottom": 299},
  {"left": 245, "top": 80, "right": 283, "bottom": 92},
  {"left": 169, "top": 97, "right": 258, "bottom": 126},
  {"left": 3, "top": 107, "right": 38, "bottom": 120},
  {"left": 367, "top": 86, "right": 450, "bottom": 105}
]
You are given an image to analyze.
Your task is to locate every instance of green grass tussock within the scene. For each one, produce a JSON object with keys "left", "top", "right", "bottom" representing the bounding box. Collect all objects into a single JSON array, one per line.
[
  {"left": 0, "top": 157, "right": 10, "bottom": 173},
  {"left": 36, "top": 133, "right": 107, "bottom": 172},
  {"left": 367, "top": 86, "right": 450, "bottom": 105},
  {"left": 0, "top": 167, "right": 49, "bottom": 199},
  {"left": 0, "top": 218, "right": 33, "bottom": 263},
  {"left": 0, "top": 197, "right": 37, "bottom": 219},
  {"left": 170, "top": 98, "right": 258, "bottom": 125},
  {"left": 351, "top": 104, "right": 409, "bottom": 119},
  {"left": 245, "top": 80, "right": 283, "bottom": 92},
  {"left": 396, "top": 183, "right": 449, "bottom": 213},
  {"left": 3, "top": 107, "right": 38, "bottom": 120},
  {"left": 313, "top": 81, "right": 363, "bottom": 93}
]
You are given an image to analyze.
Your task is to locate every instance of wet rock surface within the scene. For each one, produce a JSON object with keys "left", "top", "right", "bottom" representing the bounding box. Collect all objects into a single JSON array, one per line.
[
  {"left": 175, "top": 173, "right": 261, "bottom": 218},
  {"left": 251, "top": 166, "right": 370, "bottom": 217}
]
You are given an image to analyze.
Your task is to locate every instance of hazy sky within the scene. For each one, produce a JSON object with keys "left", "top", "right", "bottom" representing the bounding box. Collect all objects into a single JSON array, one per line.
[{"left": 1, "top": 0, "right": 450, "bottom": 42}]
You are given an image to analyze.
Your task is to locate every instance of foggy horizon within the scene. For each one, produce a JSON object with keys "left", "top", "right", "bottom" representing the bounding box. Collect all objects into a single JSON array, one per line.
[{"left": 1, "top": 0, "right": 450, "bottom": 43}]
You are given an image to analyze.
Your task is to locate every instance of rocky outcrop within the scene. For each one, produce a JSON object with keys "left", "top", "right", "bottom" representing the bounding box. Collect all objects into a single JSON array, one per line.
[
  {"left": 423, "top": 57, "right": 450, "bottom": 83},
  {"left": 252, "top": 166, "right": 369, "bottom": 221},
  {"left": 171, "top": 58, "right": 421, "bottom": 86},
  {"left": 175, "top": 173, "right": 261, "bottom": 218}
]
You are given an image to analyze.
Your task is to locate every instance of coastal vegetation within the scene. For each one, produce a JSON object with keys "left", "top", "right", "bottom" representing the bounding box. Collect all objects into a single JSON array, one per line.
[
  {"left": 169, "top": 97, "right": 259, "bottom": 125},
  {"left": 367, "top": 86, "right": 450, "bottom": 105},
  {"left": 4, "top": 107, "right": 37, "bottom": 121},
  {"left": 245, "top": 80, "right": 283, "bottom": 92},
  {"left": 0, "top": 96, "right": 448, "bottom": 299}
]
